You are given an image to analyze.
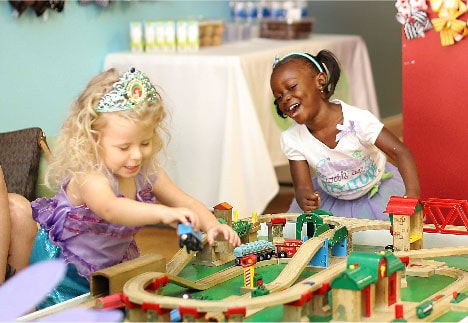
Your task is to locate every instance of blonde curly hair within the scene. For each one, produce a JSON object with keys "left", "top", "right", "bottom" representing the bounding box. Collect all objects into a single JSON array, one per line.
[{"left": 46, "top": 68, "right": 168, "bottom": 190}]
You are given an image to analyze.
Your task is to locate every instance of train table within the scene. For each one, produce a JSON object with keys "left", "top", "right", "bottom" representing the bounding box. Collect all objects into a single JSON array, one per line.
[{"left": 18, "top": 210, "right": 468, "bottom": 322}]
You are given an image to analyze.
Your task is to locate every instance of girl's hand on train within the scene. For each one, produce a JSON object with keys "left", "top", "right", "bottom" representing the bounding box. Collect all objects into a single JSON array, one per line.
[{"left": 159, "top": 206, "right": 200, "bottom": 229}]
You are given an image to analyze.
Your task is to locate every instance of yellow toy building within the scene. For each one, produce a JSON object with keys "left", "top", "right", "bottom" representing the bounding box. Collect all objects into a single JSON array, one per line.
[
  {"left": 385, "top": 196, "right": 423, "bottom": 252},
  {"left": 268, "top": 217, "right": 286, "bottom": 243},
  {"left": 246, "top": 211, "right": 261, "bottom": 243}
]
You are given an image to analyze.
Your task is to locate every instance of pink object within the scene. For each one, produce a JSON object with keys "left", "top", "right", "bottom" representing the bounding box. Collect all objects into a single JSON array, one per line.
[
  {"left": 0, "top": 260, "right": 123, "bottom": 322},
  {"left": 0, "top": 260, "right": 66, "bottom": 321}
]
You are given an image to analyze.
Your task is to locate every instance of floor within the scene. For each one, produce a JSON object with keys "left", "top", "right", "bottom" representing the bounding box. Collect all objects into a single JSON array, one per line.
[{"left": 134, "top": 185, "right": 294, "bottom": 260}]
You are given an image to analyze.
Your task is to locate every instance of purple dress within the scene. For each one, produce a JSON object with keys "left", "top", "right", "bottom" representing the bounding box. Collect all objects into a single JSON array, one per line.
[{"left": 29, "top": 173, "right": 156, "bottom": 308}]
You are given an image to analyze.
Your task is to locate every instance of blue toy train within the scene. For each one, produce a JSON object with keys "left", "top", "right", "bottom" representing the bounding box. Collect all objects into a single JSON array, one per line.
[{"left": 177, "top": 223, "right": 203, "bottom": 253}]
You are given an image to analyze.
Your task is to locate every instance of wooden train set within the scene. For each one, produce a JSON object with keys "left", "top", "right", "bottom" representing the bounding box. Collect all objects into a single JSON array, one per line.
[{"left": 18, "top": 197, "right": 468, "bottom": 322}]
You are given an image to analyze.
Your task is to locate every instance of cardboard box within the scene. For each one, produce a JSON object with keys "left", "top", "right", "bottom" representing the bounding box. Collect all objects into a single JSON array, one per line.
[{"left": 260, "top": 17, "right": 314, "bottom": 40}]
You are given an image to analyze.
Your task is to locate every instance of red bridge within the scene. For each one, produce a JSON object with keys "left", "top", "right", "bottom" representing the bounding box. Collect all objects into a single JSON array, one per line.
[{"left": 422, "top": 198, "right": 468, "bottom": 235}]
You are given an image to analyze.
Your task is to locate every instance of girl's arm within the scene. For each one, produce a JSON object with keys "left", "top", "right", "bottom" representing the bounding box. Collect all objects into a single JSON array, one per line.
[
  {"left": 375, "top": 127, "right": 420, "bottom": 197},
  {"left": 76, "top": 171, "right": 198, "bottom": 228},
  {"left": 289, "top": 160, "right": 321, "bottom": 212},
  {"left": 152, "top": 169, "right": 218, "bottom": 231},
  {"left": 77, "top": 169, "right": 240, "bottom": 246}
]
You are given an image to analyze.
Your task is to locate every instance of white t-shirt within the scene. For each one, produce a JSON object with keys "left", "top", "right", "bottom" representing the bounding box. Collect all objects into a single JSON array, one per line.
[{"left": 280, "top": 100, "right": 386, "bottom": 200}]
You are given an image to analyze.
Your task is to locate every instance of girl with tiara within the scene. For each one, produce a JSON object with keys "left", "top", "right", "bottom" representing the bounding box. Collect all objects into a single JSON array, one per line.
[
  {"left": 270, "top": 50, "right": 420, "bottom": 220},
  {"left": 28, "top": 67, "right": 241, "bottom": 308}
]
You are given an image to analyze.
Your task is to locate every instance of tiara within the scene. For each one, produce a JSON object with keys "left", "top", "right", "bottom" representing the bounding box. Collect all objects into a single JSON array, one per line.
[{"left": 95, "top": 67, "right": 159, "bottom": 113}]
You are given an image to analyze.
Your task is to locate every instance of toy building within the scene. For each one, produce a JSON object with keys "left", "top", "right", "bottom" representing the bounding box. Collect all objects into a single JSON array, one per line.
[
  {"left": 384, "top": 196, "right": 423, "bottom": 252},
  {"left": 231, "top": 209, "right": 261, "bottom": 244},
  {"left": 331, "top": 250, "right": 405, "bottom": 321},
  {"left": 268, "top": 217, "right": 286, "bottom": 243},
  {"left": 213, "top": 201, "right": 233, "bottom": 226},
  {"left": 246, "top": 211, "right": 261, "bottom": 243},
  {"left": 194, "top": 202, "right": 235, "bottom": 266}
]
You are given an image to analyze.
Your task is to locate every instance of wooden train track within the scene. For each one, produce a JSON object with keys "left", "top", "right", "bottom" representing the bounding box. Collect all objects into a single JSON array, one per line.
[
  {"left": 124, "top": 216, "right": 468, "bottom": 321},
  {"left": 123, "top": 226, "right": 343, "bottom": 315},
  {"left": 265, "top": 236, "right": 324, "bottom": 292},
  {"left": 167, "top": 259, "right": 276, "bottom": 290},
  {"left": 358, "top": 266, "right": 468, "bottom": 322},
  {"left": 395, "top": 246, "right": 468, "bottom": 259},
  {"left": 20, "top": 215, "right": 468, "bottom": 322},
  {"left": 166, "top": 235, "right": 208, "bottom": 275},
  {"left": 258, "top": 213, "right": 391, "bottom": 233},
  {"left": 123, "top": 257, "right": 348, "bottom": 315}
]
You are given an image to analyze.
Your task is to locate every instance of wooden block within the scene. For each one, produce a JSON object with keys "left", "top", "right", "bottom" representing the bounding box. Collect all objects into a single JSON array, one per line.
[
  {"left": 283, "top": 303, "right": 304, "bottom": 322},
  {"left": 400, "top": 277, "right": 408, "bottom": 288},
  {"left": 90, "top": 253, "right": 166, "bottom": 297},
  {"left": 405, "top": 266, "right": 435, "bottom": 277},
  {"left": 450, "top": 297, "right": 468, "bottom": 312},
  {"left": 332, "top": 289, "right": 362, "bottom": 321},
  {"left": 309, "top": 294, "right": 331, "bottom": 316}
]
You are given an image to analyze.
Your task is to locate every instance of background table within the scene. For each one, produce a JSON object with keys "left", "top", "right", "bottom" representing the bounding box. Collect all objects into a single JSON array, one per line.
[{"left": 103, "top": 34, "right": 377, "bottom": 217}]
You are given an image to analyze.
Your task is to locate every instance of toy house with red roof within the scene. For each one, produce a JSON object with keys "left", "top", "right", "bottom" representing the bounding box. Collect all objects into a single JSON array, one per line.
[
  {"left": 384, "top": 196, "right": 423, "bottom": 252},
  {"left": 268, "top": 217, "right": 287, "bottom": 243},
  {"left": 213, "top": 201, "right": 233, "bottom": 226}
]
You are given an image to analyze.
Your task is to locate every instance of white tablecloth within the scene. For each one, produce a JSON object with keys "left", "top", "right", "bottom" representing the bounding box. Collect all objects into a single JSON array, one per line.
[{"left": 103, "top": 34, "right": 377, "bottom": 217}]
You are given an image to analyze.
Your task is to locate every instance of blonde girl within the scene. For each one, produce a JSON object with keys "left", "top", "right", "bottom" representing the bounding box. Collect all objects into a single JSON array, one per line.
[{"left": 29, "top": 67, "right": 240, "bottom": 309}]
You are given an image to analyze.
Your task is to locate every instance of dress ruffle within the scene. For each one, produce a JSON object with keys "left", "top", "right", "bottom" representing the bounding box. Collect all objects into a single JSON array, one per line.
[
  {"left": 30, "top": 173, "right": 155, "bottom": 278},
  {"left": 30, "top": 228, "right": 90, "bottom": 310},
  {"left": 29, "top": 172, "right": 157, "bottom": 309},
  {"left": 31, "top": 190, "right": 141, "bottom": 278}
]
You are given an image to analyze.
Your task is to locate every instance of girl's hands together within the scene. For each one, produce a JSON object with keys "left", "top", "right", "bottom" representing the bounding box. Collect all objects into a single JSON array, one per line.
[{"left": 206, "top": 223, "right": 241, "bottom": 247}]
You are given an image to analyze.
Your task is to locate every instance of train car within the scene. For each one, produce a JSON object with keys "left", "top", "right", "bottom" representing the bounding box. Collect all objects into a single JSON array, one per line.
[
  {"left": 416, "top": 300, "right": 433, "bottom": 318},
  {"left": 233, "top": 240, "right": 274, "bottom": 265},
  {"left": 177, "top": 223, "right": 202, "bottom": 253},
  {"left": 274, "top": 240, "right": 303, "bottom": 258}
]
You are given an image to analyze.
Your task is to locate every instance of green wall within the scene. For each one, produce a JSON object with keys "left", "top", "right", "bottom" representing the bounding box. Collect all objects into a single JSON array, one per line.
[
  {"left": 0, "top": 1, "right": 401, "bottom": 137},
  {"left": 0, "top": 1, "right": 229, "bottom": 136}
]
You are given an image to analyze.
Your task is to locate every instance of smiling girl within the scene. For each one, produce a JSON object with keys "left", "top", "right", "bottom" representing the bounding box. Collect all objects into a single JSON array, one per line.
[
  {"left": 270, "top": 50, "right": 420, "bottom": 220},
  {"left": 28, "top": 67, "right": 240, "bottom": 309}
]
